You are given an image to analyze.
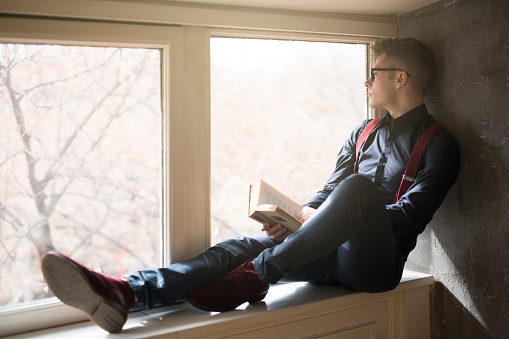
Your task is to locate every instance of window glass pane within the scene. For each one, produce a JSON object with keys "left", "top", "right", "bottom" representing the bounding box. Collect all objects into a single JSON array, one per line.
[
  {"left": 0, "top": 44, "right": 161, "bottom": 309},
  {"left": 210, "top": 38, "right": 366, "bottom": 244}
]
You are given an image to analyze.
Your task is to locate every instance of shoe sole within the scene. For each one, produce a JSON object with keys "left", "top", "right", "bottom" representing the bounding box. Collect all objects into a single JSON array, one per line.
[{"left": 41, "top": 252, "right": 127, "bottom": 333}]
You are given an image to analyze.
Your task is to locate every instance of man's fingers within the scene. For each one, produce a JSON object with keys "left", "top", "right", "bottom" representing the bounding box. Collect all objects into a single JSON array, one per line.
[
  {"left": 274, "top": 229, "right": 291, "bottom": 242},
  {"left": 267, "top": 225, "right": 290, "bottom": 240},
  {"left": 261, "top": 222, "right": 271, "bottom": 232},
  {"left": 261, "top": 223, "right": 291, "bottom": 241},
  {"left": 271, "top": 227, "right": 285, "bottom": 237},
  {"left": 267, "top": 224, "right": 283, "bottom": 235}
]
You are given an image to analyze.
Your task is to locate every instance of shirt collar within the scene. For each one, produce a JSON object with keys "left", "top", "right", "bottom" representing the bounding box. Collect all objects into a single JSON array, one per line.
[{"left": 384, "top": 103, "right": 428, "bottom": 126}]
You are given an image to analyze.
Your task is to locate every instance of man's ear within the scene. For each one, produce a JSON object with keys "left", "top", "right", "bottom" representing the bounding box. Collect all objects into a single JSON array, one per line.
[{"left": 396, "top": 71, "right": 409, "bottom": 89}]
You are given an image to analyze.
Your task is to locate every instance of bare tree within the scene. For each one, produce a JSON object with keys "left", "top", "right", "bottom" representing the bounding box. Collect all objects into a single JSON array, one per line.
[{"left": 0, "top": 44, "right": 161, "bottom": 305}]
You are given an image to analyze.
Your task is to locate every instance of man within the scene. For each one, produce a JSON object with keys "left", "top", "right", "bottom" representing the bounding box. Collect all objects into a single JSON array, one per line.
[{"left": 41, "top": 38, "right": 460, "bottom": 333}]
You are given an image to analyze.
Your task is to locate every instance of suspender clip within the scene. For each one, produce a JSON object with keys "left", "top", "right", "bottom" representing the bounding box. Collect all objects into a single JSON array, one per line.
[{"left": 403, "top": 175, "right": 415, "bottom": 182}]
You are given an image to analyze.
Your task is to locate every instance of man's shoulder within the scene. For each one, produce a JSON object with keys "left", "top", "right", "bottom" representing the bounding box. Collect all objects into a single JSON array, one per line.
[
  {"left": 357, "top": 117, "right": 384, "bottom": 133},
  {"left": 405, "top": 113, "right": 460, "bottom": 164},
  {"left": 422, "top": 121, "right": 460, "bottom": 164}
]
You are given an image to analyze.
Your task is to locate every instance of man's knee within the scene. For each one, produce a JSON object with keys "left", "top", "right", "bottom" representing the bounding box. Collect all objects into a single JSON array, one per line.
[
  {"left": 329, "top": 174, "right": 377, "bottom": 201},
  {"left": 342, "top": 174, "right": 375, "bottom": 190}
]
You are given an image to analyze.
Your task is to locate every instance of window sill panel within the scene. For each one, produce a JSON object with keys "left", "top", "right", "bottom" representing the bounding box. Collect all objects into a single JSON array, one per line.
[{"left": 6, "top": 269, "right": 433, "bottom": 339}]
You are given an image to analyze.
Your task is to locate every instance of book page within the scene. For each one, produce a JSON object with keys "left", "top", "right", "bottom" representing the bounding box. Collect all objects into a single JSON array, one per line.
[{"left": 256, "top": 180, "right": 303, "bottom": 220}]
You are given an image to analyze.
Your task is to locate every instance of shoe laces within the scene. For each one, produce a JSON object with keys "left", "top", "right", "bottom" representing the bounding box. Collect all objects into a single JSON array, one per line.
[{"left": 239, "top": 261, "right": 265, "bottom": 277}]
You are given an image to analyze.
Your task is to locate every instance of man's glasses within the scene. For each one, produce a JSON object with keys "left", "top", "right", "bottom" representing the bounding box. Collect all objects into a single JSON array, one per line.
[{"left": 370, "top": 68, "right": 412, "bottom": 81}]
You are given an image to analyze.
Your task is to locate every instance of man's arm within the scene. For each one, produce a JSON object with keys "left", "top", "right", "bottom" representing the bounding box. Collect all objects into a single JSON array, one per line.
[{"left": 386, "top": 130, "right": 460, "bottom": 234}]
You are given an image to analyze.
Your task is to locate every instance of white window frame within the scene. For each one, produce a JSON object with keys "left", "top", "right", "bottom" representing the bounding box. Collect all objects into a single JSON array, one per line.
[
  {"left": 207, "top": 29, "right": 376, "bottom": 244},
  {"left": 0, "top": 1, "right": 394, "bottom": 336},
  {"left": 208, "top": 28, "right": 377, "bottom": 120},
  {"left": 0, "top": 15, "right": 186, "bottom": 336}
]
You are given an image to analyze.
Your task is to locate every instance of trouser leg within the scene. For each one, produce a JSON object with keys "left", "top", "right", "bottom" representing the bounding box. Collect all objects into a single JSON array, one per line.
[
  {"left": 253, "top": 174, "right": 404, "bottom": 292},
  {"left": 127, "top": 236, "right": 278, "bottom": 309},
  {"left": 278, "top": 251, "right": 337, "bottom": 284}
]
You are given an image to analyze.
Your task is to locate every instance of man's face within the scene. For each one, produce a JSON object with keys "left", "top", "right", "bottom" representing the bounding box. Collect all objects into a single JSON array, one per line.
[{"left": 364, "top": 53, "right": 398, "bottom": 111}]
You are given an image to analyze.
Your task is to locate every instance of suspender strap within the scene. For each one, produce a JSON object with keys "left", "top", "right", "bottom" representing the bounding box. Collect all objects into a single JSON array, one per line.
[
  {"left": 354, "top": 118, "right": 383, "bottom": 173},
  {"left": 393, "top": 123, "right": 444, "bottom": 203},
  {"left": 354, "top": 119, "right": 443, "bottom": 203}
]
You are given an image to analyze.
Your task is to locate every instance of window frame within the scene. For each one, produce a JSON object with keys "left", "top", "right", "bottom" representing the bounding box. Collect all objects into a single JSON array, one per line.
[
  {"left": 208, "top": 27, "right": 377, "bottom": 125},
  {"left": 0, "top": 16, "right": 183, "bottom": 336},
  {"left": 207, "top": 30, "right": 374, "bottom": 244},
  {"left": 0, "top": 7, "right": 386, "bottom": 336}
]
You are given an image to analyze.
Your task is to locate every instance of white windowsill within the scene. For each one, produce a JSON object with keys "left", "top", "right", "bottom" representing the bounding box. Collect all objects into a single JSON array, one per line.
[{"left": 6, "top": 269, "right": 433, "bottom": 339}]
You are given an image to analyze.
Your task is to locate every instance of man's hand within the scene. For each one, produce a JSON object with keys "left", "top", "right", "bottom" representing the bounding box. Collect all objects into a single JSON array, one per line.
[
  {"left": 261, "top": 207, "right": 316, "bottom": 242},
  {"left": 299, "top": 206, "right": 317, "bottom": 223},
  {"left": 261, "top": 222, "right": 292, "bottom": 242}
]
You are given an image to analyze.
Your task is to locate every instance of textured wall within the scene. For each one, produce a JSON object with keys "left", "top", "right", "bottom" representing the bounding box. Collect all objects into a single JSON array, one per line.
[{"left": 398, "top": 0, "right": 509, "bottom": 338}]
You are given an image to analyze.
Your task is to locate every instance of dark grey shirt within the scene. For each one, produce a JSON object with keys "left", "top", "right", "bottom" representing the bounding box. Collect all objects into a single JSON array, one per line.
[{"left": 304, "top": 104, "right": 461, "bottom": 259}]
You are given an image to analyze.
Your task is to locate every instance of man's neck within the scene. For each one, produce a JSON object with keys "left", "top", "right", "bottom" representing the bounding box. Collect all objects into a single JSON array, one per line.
[{"left": 388, "top": 99, "right": 424, "bottom": 120}]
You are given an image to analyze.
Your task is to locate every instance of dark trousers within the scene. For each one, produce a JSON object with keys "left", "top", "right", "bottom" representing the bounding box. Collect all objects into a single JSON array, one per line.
[{"left": 127, "top": 175, "right": 405, "bottom": 310}]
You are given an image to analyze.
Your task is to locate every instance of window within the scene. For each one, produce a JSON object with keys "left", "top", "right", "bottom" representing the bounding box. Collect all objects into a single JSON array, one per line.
[
  {"left": 0, "top": 17, "right": 183, "bottom": 336},
  {"left": 0, "top": 10, "right": 380, "bottom": 336},
  {"left": 210, "top": 38, "right": 367, "bottom": 244},
  {"left": 0, "top": 43, "right": 161, "bottom": 309}
]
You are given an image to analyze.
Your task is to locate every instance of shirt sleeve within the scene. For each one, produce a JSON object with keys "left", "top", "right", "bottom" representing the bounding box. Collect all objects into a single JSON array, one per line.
[
  {"left": 386, "top": 130, "right": 461, "bottom": 234},
  {"left": 303, "top": 120, "right": 368, "bottom": 209}
]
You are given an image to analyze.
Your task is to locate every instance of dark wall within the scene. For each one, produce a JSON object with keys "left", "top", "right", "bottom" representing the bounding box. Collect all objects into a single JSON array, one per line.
[{"left": 398, "top": 0, "right": 509, "bottom": 338}]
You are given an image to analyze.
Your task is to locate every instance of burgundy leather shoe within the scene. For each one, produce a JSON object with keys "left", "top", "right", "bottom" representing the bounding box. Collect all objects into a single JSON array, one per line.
[
  {"left": 41, "top": 251, "right": 135, "bottom": 333},
  {"left": 188, "top": 261, "right": 269, "bottom": 312}
]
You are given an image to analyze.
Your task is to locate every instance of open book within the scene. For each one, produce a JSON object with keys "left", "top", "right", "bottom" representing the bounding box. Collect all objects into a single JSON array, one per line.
[{"left": 248, "top": 180, "right": 303, "bottom": 233}]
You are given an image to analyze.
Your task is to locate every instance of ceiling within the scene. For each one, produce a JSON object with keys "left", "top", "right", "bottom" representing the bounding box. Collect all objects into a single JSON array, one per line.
[{"left": 174, "top": 0, "right": 439, "bottom": 16}]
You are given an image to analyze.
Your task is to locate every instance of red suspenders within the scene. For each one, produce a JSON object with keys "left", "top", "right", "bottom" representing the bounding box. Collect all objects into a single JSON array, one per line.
[
  {"left": 354, "top": 118, "right": 383, "bottom": 174},
  {"left": 354, "top": 118, "right": 443, "bottom": 203}
]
